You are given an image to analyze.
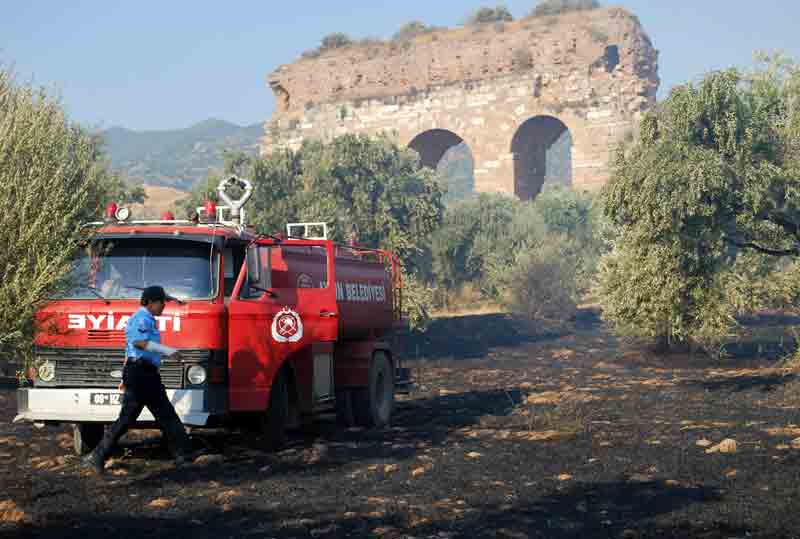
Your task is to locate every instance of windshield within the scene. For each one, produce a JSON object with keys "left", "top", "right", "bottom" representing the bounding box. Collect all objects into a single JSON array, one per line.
[{"left": 64, "top": 238, "right": 219, "bottom": 300}]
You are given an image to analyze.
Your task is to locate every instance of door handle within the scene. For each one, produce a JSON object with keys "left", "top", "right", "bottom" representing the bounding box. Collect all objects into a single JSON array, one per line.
[{"left": 319, "top": 310, "right": 337, "bottom": 318}]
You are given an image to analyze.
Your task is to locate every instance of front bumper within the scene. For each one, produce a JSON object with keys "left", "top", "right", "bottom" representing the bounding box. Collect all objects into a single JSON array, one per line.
[{"left": 14, "top": 388, "right": 210, "bottom": 426}]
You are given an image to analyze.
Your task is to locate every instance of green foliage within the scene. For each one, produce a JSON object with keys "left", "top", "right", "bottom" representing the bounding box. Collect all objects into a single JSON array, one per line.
[
  {"left": 262, "top": 135, "right": 443, "bottom": 271},
  {"left": 301, "top": 32, "right": 356, "bottom": 60},
  {"left": 512, "top": 49, "right": 534, "bottom": 71},
  {"left": 320, "top": 33, "right": 353, "bottom": 50},
  {"left": 430, "top": 188, "right": 604, "bottom": 317},
  {"left": 180, "top": 136, "right": 445, "bottom": 327},
  {"left": 400, "top": 273, "right": 435, "bottom": 331},
  {"left": 535, "top": 187, "right": 594, "bottom": 239},
  {"left": 597, "top": 55, "right": 800, "bottom": 347},
  {"left": 103, "top": 174, "right": 147, "bottom": 205},
  {"left": 430, "top": 194, "right": 523, "bottom": 294},
  {"left": 590, "top": 26, "right": 609, "bottom": 43},
  {"left": 492, "top": 238, "right": 580, "bottom": 321},
  {"left": 0, "top": 69, "right": 117, "bottom": 362},
  {"left": 466, "top": 5, "right": 514, "bottom": 25},
  {"left": 533, "top": 186, "right": 606, "bottom": 289},
  {"left": 530, "top": 0, "right": 601, "bottom": 17},
  {"left": 393, "top": 21, "right": 430, "bottom": 41}
]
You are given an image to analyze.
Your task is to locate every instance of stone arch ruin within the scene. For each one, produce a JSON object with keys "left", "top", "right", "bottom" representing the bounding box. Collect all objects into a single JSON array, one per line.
[
  {"left": 408, "top": 129, "right": 475, "bottom": 202},
  {"left": 408, "top": 129, "right": 464, "bottom": 170},
  {"left": 511, "top": 115, "right": 572, "bottom": 200},
  {"left": 262, "top": 7, "right": 658, "bottom": 198}
]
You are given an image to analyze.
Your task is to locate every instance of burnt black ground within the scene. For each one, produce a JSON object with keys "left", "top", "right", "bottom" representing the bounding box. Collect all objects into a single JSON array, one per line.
[{"left": 3, "top": 310, "right": 800, "bottom": 538}]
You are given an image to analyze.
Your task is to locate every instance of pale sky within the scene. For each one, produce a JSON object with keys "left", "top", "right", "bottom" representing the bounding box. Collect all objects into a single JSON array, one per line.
[{"left": 3, "top": 1, "right": 798, "bottom": 130}]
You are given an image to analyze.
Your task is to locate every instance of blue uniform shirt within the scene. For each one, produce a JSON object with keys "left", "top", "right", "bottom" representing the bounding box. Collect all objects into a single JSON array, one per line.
[{"left": 125, "top": 307, "right": 162, "bottom": 367}]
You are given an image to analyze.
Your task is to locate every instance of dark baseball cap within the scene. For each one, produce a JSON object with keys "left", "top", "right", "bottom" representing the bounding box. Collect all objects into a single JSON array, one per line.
[{"left": 140, "top": 285, "right": 177, "bottom": 304}]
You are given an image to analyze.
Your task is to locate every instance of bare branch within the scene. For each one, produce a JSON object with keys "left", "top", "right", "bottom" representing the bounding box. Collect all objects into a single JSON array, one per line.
[{"left": 724, "top": 236, "right": 800, "bottom": 257}]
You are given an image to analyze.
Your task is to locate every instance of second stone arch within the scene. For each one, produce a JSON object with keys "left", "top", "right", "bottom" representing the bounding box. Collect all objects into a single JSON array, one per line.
[
  {"left": 511, "top": 115, "right": 573, "bottom": 201},
  {"left": 408, "top": 128, "right": 475, "bottom": 205}
]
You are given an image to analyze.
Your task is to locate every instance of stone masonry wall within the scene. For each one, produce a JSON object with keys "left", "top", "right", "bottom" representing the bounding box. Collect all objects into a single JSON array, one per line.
[{"left": 262, "top": 6, "right": 659, "bottom": 197}]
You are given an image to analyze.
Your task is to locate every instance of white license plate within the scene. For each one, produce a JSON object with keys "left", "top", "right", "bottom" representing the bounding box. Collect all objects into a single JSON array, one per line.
[{"left": 90, "top": 392, "right": 121, "bottom": 406}]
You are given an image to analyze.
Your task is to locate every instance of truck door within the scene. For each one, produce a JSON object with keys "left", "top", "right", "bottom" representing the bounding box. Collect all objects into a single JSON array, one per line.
[{"left": 227, "top": 240, "right": 338, "bottom": 413}]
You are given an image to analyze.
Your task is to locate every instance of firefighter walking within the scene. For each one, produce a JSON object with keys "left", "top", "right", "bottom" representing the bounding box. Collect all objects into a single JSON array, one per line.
[{"left": 85, "top": 286, "right": 193, "bottom": 474}]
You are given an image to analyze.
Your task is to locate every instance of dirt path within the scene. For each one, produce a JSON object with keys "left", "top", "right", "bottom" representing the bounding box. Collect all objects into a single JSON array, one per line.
[{"left": 2, "top": 313, "right": 800, "bottom": 538}]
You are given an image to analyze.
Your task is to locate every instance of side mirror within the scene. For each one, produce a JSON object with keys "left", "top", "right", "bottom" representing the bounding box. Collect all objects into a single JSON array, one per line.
[{"left": 246, "top": 247, "right": 260, "bottom": 285}]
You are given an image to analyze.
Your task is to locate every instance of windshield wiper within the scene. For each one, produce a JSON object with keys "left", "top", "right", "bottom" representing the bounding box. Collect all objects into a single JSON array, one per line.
[
  {"left": 78, "top": 285, "right": 110, "bottom": 305},
  {"left": 249, "top": 284, "right": 277, "bottom": 298}
]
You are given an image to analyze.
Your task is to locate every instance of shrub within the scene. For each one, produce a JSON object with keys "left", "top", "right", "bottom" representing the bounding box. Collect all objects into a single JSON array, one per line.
[
  {"left": 533, "top": 187, "right": 607, "bottom": 290},
  {"left": 467, "top": 5, "right": 514, "bottom": 25},
  {"left": 300, "top": 48, "right": 321, "bottom": 60},
  {"left": 512, "top": 49, "right": 534, "bottom": 70},
  {"left": 320, "top": 32, "right": 353, "bottom": 51},
  {"left": 401, "top": 273, "right": 436, "bottom": 331},
  {"left": 430, "top": 189, "right": 603, "bottom": 311},
  {"left": 430, "top": 194, "right": 522, "bottom": 293},
  {"left": 590, "top": 26, "right": 609, "bottom": 43},
  {"left": 496, "top": 239, "right": 580, "bottom": 321},
  {"left": 530, "top": 0, "right": 601, "bottom": 18},
  {"left": 393, "top": 21, "right": 429, "bottom": 41}
]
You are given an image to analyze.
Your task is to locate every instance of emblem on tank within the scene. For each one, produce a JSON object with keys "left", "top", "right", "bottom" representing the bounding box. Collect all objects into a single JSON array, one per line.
[{"left": 272, "top": 307, "right": 303, "bottom": 343}]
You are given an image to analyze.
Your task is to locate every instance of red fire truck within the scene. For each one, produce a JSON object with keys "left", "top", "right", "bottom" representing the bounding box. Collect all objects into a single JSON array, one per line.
[{"left": 15, "top": 176, "right": 409, "bottom": 454}]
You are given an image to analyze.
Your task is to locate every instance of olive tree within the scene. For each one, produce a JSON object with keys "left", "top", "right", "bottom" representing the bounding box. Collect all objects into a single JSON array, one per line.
[
  {"left": 0, "top": 70, "right": 117, "bottom": 367},
  {"left": 530, "top": 0, "right": 600, "bottom": 17},
  {"left": 598, "top": 55, "right": 800, "bottom": 348},
  {"left": 466, "top": 5, "right": 514, "bottom": 25}
]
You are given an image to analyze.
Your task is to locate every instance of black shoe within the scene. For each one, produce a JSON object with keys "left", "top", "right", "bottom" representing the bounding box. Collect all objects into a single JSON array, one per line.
[{"left": 82, "top": 453, "right": 105, "bottom": 475}]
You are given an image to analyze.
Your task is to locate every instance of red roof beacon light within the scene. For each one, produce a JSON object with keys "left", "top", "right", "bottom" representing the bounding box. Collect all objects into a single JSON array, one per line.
[
  {"left": 105, "top": 202, "right": 118, "bottom": 221},
  {"left": 204, "top": 200, "right": 217, "bottom": 222},
  {"left": 160, "top": 211, "right": 175, "bottom": 221}
]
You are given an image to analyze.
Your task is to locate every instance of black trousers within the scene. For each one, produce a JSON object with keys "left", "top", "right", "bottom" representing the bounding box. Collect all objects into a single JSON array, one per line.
[{"left": 95, "top": 360, "right": 191, "bottom": 461}]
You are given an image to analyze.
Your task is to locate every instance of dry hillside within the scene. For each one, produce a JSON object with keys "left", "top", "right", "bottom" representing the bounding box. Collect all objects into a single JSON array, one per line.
[{"left": 129, "top": 185, "right": 187, "bottom": 219}]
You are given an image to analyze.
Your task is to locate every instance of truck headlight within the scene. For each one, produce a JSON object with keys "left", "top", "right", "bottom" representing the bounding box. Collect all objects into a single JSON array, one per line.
[
  {"left": 38, "top": 361, "right": 56, "bottom": 382},
  {"left": 187, "top": 365, "right": 207, "bottom": 385}
]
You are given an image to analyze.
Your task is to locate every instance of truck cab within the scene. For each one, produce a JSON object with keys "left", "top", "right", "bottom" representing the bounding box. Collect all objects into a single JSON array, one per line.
[{"left": 16, "top": 176, "right": 409, "bottom": 455}]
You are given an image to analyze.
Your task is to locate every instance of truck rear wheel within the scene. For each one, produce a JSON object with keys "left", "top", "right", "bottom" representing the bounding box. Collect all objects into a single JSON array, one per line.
[
  {"left": 352, "top": 352, "right": 394, "bottom": 428},
  {"left": 73, "top": 423, "right": 104, "bottom": 456},
  {"left": 260, "top": 370, "right": 289, "bottom": 451}
]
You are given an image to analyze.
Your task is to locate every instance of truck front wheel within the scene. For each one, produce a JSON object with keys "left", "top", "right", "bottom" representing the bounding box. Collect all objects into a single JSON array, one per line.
[
  {"left": 353, "top": 352, "right": 394, "bottom": 428},
  {"left": 73, "top": 423, "right": 104, "bottom": 456},
  {"left": 260, "top": 370, "right": 289, "bottom": 451}
]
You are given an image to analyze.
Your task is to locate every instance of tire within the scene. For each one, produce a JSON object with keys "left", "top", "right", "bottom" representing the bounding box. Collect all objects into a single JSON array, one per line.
[
  {"left": 352, "top": 352, "right": 394, "bottom": 428},
  {"left": 260, "top": 369, "right": 289, "bottom": 451},
  {"left": 73, "top": 423, "right": 104, "bottom": 456}
]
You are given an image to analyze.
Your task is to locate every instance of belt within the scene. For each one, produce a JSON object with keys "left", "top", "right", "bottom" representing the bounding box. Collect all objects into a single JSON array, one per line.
[{"left": 126, "top": 358, "right": 157, "bottom": 369}]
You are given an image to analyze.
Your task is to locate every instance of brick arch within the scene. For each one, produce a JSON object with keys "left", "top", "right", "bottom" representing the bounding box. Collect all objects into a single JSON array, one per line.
[
  {"left": 408, "top": 129, "right": 464, "bottom": 170},
  {"left": 408, "top": 128, "right": 475, "bottom": 203},
  {"left": 263, "top": 8, "right": 658, "bottom": 196},
  {"left": 510, "top": 115, "right": 573, "bottom": 200}
]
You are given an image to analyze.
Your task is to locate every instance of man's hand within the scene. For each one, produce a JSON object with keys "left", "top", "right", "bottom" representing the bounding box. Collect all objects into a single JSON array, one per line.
[{"left": 117, "top": 382, "right": 126, "bottom": 392}]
